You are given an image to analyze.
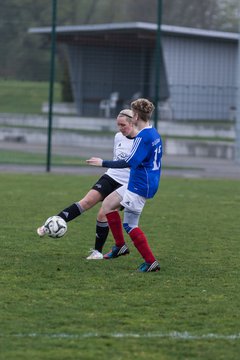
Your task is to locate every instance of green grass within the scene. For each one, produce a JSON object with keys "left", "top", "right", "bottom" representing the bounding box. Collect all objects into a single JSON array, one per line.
[
  {"left": 1, "top": 174, "right": 240, "bottom": 359},
  {"left": 0, "top": 149, "right": 86, "bottom": 166},
  {"left": 0, "top": 80, "right": 61, "bottom": 114}
]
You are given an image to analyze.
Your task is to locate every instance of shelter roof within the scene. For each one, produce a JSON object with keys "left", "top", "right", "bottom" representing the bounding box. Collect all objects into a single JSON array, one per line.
[{"left": 29, "top": 22, "right": 239, "bottom": 42}]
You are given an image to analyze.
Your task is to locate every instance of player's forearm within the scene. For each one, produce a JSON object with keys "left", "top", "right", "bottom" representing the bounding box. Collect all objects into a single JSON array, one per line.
[
  {"left": 86, "top": 157, "right": 128, "bottom": 168},
  {"left": 102, "top": 160, "right": 129, "bottom": 168}
]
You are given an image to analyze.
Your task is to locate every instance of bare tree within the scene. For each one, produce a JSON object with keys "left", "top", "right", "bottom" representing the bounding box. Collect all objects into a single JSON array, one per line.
[
  {"left": 163, "top": 0, "right": 221, "bottom": 30},
  {"left": 217, "top": 0, "right": 239, "bottom": 31},
  {"left": 84, "top": 0, "right": 101, "bottom": 24}
]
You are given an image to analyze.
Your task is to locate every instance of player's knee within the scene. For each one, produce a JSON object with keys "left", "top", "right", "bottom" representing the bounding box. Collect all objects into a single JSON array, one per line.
[
  {"left": 79, "top": 198, "right": 93, "bottom": 210},
  {"left": 97, "top": 207, "right": 107, "bottom": 222},
  {"left": 101, "top": 201, "right": 111, "bottom": 216}
]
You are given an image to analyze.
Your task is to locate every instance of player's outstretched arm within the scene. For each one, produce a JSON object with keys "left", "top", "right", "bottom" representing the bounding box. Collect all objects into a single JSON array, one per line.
[
  {"left": 86, "top": 157, "right": 129, "bottom": 168},
  {"left": 86, "top": 157, "right": 103, "bottom": 166}
]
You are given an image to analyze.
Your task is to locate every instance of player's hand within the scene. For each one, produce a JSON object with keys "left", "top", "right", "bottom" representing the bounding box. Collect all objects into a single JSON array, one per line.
[{"left": 86, "top": 157, "right": 103, "bottom": 166}]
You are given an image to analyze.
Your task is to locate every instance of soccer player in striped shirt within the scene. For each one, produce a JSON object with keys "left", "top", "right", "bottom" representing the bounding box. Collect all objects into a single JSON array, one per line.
[{"left": 86, "top": 98, "right": 162, "bottom": 272}]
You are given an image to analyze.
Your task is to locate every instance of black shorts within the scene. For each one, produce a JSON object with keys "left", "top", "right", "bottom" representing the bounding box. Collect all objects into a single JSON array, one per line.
[{"left": 91, "top": 174, "right": 122, "bottom": 199}]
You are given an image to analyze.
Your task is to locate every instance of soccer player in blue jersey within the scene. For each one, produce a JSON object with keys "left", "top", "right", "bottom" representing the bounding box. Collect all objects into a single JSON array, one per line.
[{"left": 86, "top": 98, "right": 162, "bottom": 272}]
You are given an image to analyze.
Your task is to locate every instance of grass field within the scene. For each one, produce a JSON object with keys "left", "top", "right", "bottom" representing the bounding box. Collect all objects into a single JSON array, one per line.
[
  {"left": 0, "top": 149, "right": 85, "bottom": 166},
  {"left": 0, "top": 80, "right": 61, "bottom": 114},
  {"left": 1, "top": 174, "right": 240, "bottom": 360}
]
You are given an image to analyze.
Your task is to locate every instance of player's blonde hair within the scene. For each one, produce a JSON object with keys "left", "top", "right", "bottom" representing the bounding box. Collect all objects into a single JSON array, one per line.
[
  {"left": 118, "top": 109, "right": 133, "bottom": 120},
  {"left": 131, "top": 98, "right": 155, "bottom": 122}
]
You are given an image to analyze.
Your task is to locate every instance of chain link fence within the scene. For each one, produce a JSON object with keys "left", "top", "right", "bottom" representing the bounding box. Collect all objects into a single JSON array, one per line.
[{"left": 0, "top": 1, "right": 238, "bottom": 167}]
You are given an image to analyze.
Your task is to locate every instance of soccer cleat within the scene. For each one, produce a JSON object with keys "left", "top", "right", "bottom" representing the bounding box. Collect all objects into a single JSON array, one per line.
[
  {"left": 137, "top": 261, "right": 160, "bottom": 272},
  {"left": 37, "top": 226, "right": 47, "bottom": 237},
  {"left": 86, "top": 249, "right": 103, "bottom": 260},
  {"left": 103, "top": 244, "right": 129, "bottom": 259}
]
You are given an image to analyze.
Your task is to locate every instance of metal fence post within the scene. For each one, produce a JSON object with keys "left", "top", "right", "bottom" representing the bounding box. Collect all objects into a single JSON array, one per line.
[
  {"left": 46, "top": 0, "right": 57, "bottom": 172},
  {"left": 236, "top": 7, "right": 240, "bottom": 164},
  {"left": 154, "top": 0, "right": 162, "bottom": 129}
]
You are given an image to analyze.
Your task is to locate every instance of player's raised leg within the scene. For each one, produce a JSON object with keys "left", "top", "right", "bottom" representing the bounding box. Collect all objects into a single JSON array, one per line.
[{"left": 37, "top": 189, "right": 103, "bottom": 237}]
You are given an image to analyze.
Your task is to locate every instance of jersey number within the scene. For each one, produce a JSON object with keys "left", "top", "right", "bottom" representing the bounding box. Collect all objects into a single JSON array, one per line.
[{"left": 152, "top": 145, "right": 162, "bottom": 170}]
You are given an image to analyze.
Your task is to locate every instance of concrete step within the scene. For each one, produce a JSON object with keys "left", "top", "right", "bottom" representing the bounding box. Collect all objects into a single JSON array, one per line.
[
  {"left": 0, "top": 127, "right": 114, "bottom": 149},
  {"left": 0, "top": 113, "right": 237, "bottom": 160},
  {"left": 165, "top": 138, "right": 234, "bottom": 160},
  {"left": 0, "top": 113, "right": 235, "bottom": 138},
  {"left": 0, "top": 126, "right": 236, "bottom": 160}
]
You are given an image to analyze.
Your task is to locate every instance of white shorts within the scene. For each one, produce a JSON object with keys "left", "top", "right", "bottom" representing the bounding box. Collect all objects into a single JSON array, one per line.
[{"left": 116, "top": 185, "right": 146, "bottom": 214}]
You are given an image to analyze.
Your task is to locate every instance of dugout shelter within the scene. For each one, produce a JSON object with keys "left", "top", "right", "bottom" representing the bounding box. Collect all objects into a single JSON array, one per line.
[{"left": 29, "top": 22, "right": 239, "bottom": 121}]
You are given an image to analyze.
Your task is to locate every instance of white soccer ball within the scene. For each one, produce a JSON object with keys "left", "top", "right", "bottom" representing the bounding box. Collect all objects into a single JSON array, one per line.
[{"left": 44, "top": 216, "right": 67, "bottom": 238}]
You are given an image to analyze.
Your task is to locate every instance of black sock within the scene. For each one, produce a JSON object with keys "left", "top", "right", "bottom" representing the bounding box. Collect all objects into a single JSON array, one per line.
[
  {"left": 57, "top": 202, "right": 84, "bottom": 222},
  {"left": 95, "top": 221, "right": 109, "bottom": 253}
]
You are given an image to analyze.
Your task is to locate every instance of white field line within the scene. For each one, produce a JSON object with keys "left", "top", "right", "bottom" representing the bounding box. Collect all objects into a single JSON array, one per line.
[{"left": 1, "top": 332, "right": 240, "bottom": 341}]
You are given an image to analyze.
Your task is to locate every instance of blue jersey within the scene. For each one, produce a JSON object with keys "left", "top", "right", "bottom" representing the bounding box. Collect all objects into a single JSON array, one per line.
[{"left": 125, "top": 126, "right": 162, "bottom": 198}]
